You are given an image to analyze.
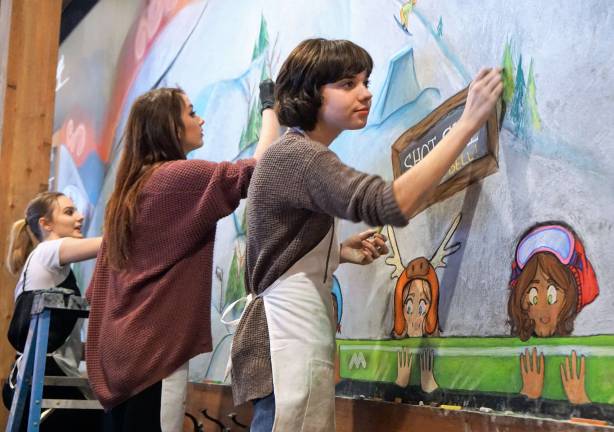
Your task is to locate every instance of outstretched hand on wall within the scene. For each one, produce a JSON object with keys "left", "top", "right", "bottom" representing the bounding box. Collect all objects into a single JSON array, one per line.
[
  {"left": 520, "top": 347, "right": 544, "bottom": 399},
  {"left": 561, "top": 350, "right": 590, "bottom": 405},
  {"left": 395, "top": 348, "right": 413, "bottom": 387},
  {"left": 420, "top": 348, "right": 439, "bottom": 393}
]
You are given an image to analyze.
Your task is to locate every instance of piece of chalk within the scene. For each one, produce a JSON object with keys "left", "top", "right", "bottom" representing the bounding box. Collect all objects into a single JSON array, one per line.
[
  {"left": 479, "top": 407, "right": 493, "bottom": 413},
  {"left": 570, "top": 417, "right": 608, "bottom": 426},
  {"left": 440, "top": 404, "right": 461, "bottom": 411}
]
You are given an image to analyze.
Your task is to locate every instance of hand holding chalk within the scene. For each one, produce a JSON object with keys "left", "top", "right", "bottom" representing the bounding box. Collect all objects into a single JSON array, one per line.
[{"left": 340, "top": 229, "right": 389, "bottom": 265}]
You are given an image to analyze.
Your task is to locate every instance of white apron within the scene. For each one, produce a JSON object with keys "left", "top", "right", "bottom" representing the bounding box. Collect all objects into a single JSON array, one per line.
[{"left": 262, "top": 222, "right": 340, "bottom": 432}]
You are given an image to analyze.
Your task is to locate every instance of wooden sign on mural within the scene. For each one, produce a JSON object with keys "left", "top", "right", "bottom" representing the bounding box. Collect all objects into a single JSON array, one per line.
[{"left": 391, "top": 87, "right": 501, "bottom": 217}]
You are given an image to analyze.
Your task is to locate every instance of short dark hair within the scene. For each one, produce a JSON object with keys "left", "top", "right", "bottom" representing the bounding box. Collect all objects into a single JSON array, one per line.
[{"left": 275, "top": 38, "right": 373, "bottom": 131}]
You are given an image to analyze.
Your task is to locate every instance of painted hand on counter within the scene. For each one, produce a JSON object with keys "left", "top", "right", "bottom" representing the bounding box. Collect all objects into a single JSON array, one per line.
[
  {"left": 340, "top": 229, "right": 389, "bottom": 265},
  {"left": 395, "top": 348, "right": 413, "bottom": 387},
  {"left": 560, "top": 350, "right": 590, "bottom": 405},
  {"left": 520, "top": 347, "right": 545, "bottom": 399},
  {"left": 420, "top": 348, "right": 439, "bottom": 393}
]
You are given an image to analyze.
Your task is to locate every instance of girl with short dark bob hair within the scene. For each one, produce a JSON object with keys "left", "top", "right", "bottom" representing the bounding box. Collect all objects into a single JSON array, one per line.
[
  {"left": 275, "top": 38, "right": 373, "bottom": 131},
  {"left": 231, "top": 38, "right": 502, "bottom": 431}
]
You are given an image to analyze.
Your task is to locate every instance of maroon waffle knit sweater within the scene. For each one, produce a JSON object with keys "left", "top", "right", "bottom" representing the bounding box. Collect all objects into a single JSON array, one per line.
[{"left": 86, "top": 158, "right": 255, "bottom": 409}]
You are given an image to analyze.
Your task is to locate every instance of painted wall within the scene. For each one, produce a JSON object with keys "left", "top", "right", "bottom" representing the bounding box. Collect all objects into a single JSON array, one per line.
[{"left": 52, "top": 0, "right": 614, "bottom": 423}]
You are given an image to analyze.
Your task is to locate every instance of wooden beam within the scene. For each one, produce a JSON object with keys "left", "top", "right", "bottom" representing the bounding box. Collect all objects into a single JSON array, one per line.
[{"left": 0, "top": 0, "right": 62, "bottom": 426}]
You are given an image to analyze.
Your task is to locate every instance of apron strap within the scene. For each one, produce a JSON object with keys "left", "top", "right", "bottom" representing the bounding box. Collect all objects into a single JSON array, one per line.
[{"left": 220, "top": 294, "right": 254, "bottom": 327}]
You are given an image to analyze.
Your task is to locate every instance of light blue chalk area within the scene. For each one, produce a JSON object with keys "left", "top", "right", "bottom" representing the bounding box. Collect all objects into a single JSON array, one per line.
[
  {"left": 77, "top": 152, "right": 105, "bottom": 204},
  {"left": 187, "top": 55, "right": 266, "bottom": 164},
  {"left": 411, "top": 7, "right": 471, "bottom": 84},
  {"left": 56, "top": 145, "right": 93, "bottom": 225},
  {"left": 370, "top": 46, "right": 439, "bottom": 126},
  {"left": 503, "top": 120, "right": 608, "bottom": 177}
]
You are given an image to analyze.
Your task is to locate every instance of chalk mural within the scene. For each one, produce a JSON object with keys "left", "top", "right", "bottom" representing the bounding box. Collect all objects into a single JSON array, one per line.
[{"left": 52, "top": 0, "right": 614, "bottom": 423}]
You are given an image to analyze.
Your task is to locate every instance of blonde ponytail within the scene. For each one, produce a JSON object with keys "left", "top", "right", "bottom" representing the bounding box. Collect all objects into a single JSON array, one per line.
[
  {"left": 5, "top": 219, "right": 39, "bottom": 275},
  {"left": 5, "top": 191, "right": 64, "bottom": 275}
]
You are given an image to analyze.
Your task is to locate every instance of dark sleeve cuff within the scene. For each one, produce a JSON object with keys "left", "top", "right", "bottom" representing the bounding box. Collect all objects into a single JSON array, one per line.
[{"left": 381, "top": 182, "right": 408, "bottom": 227}]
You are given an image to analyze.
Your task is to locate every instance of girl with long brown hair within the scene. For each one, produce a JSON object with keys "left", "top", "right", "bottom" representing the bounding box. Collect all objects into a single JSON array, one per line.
[
  {"left": 508, "top": 222, "right": 599, "bottom": 404},
  {"left": 4, "top": 192, "right": 102, "bottom": 431},
  {"left": 85, "top": 86, "right": 278, "bottom": 431},
  {"left": 508, "top": 222, "right": 599, "bottom": 341}
]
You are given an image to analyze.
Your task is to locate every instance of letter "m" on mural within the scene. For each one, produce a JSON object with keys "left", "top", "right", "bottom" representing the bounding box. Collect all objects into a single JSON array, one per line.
[{"left": 348, "top": 352, "right": 367, "bottom": 370}]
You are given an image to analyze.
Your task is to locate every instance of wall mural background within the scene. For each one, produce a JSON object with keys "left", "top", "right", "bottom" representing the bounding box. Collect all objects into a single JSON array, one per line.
[{"left": 52, "top": 0, "right": 614, "bottom": 422}]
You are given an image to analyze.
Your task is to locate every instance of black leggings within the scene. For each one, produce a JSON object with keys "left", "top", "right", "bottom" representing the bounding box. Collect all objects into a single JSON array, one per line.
[{"left": 102, "top": 381, "right": 163, "bottom": 432}]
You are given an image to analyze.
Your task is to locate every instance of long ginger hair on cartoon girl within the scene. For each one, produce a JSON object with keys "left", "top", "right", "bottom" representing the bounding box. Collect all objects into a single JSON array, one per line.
[
  {"left": 387, "top": 215, "right": 462, "bottom": 338},
  {"left": 393, "top": 257, "right": 440, "bottom": 338},
  {"left": 508, "top": 222, "right": 599, "bottom": 341}
]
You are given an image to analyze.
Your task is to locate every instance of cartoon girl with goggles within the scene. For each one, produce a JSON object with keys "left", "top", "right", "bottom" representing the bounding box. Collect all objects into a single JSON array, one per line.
[{"left": 508, "top": 222, "right": 599, "bottom": 404}]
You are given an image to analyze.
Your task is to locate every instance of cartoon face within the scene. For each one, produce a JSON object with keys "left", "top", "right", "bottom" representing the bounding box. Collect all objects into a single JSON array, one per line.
[
  {"left": 522, "top": 263, "right": 567, "bottom": 337},
  {"left": 389, "top": 217, "right": 458, "bottom": 339},
  {"left": 402, "top": 279, "right": 431, "bottom": 337}
]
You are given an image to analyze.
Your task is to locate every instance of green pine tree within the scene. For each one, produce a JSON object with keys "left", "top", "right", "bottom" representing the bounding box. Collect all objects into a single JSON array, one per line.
[
  {"left": 260, "top": 62, "right": 270, "bottom": 81},
  {"left": 238, "top": 98, "right": 262, "bottom": 152},
  {"left": 436, "top": 17, "right": 443, "bottom": 37},
  {"left": 225, "top": 245, "right": 246, "bottom": 309},
  {"left": 240, "top": 206, "right": 248, "bottom": 235},
  {"left": 526, "top": 59, "right": 542, "bottom": 131},
  {"left": 502, "top": 41, "right": 515, "bottom": 104},
  {"left": 510, "top": 54, "right": 526, "bottom": 135},
  {"left": 251, "top": 14, "right": 269, "bottom": 60}
]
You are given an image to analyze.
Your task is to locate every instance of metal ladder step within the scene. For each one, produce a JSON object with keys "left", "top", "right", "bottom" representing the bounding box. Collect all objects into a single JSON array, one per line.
[
  {"left": 41, "top": 399, "right": 103, "bottom": 410},
  {"left": 43, "top": 376, "right": 92, "bottom": 388}
]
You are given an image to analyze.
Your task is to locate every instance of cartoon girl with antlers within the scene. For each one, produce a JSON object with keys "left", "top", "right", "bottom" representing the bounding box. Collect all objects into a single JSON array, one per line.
[{"left": 386, "top": 214, "right": 462, "bottom": 393}]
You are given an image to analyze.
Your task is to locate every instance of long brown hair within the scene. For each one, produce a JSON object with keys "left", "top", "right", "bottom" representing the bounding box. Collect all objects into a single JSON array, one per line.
[
  {"left": 508, "top": 252, "right": 578, "bottom": 341},
  {"left": 5, "top": 192, "right": 64, "bottom": 275},
  {"left": 104, "top": 88, "right": 187, "bottom": 269}
]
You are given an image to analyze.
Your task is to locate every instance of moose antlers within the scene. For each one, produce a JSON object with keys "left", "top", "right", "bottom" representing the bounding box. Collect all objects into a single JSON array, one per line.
[
  {"left": 384, "top": 213, "right": 462, "bottom": 279},
  {"left": 385, "top": 224, "right": 405, "bottom": 279},
  {"left": 429, "top": 213, "right": 462, "bottom": 270}
]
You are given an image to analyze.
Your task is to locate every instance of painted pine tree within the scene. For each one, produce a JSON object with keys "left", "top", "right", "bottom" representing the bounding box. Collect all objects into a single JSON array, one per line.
[
  {"left": 436, "top": 17, "right": 443, "bottom": 37},
  {"left": 502, "top": 41, "right": 515, "bottom": 104},
  {"left": 225, "top": 15, "right": 272, "bottom": 310},
  {"left": 510, "top": 55, "right": 527, "bottom": 136},
  {"left": 526, "top": 59, "right": 542, "bottom": 131},
  {"left": 238, "top": 100, "right": 262, "bottom": 152},
  {"left": 224, "top": 242, "right": 246, "bottom": 311},
  {"left": 252, "top": 14, "right": 269, "bottom": 60},
  {"left": 238, "top": 15, "right": 270, "bottom": 152}
]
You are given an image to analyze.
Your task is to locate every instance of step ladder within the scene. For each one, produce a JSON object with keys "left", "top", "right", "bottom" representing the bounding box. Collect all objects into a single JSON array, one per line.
[{"left": 6, "top": 288, "right": 102, "bottom": 432}]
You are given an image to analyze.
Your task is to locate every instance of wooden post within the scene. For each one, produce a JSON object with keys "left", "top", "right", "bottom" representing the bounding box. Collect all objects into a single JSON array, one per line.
[{"left": 0, "top": 0, "right": 62, "bottom": 426}]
